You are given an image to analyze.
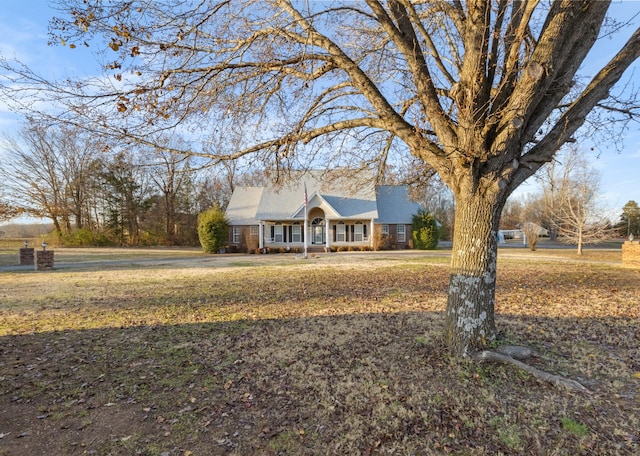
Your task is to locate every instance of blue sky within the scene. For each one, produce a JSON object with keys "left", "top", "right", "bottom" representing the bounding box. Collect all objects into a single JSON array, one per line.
[{"left": 1, "top": 1, "right": 639, "bottom": 217}]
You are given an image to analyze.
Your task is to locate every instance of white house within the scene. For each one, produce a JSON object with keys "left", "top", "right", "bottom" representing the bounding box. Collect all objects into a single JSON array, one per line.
[{"left": 225, "top": 170, "right": 422, "bottom": 252}]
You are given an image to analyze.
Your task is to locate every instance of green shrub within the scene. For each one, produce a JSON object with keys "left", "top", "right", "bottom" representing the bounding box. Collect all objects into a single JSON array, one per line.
[
  {"left": 197, "top": 205, "right": 229, "bottom": 254},
  {"left": 60, "top": 228, "right": 94, "bottom": 247},
  {"left": 412, "top": 210, "right": 440, "bottom": 250},
  {"left": 92, "top": 233, "right": 113, "bottom": 246}
]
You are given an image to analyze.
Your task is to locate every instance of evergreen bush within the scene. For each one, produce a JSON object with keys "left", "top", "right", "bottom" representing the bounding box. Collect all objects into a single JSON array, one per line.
[
  {"left": 412, "top": 210, "right": 440, "bottom": 250},
  {"left": 197, "top": 205, "right": 229, "bottom": 253}
]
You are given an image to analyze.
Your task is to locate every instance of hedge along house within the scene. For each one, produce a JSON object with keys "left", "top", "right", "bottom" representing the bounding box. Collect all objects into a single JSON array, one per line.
[{"left": 225, "top": 170, "right": 423, "bottom": 253}]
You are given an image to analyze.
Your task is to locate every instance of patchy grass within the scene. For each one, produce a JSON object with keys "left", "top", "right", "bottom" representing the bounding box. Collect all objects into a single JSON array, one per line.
[
  {"left": 560, "top": 417, "right": 590, "bottom": 437},
  {"left": 0, "top": 250, "right": 638, "bottom": 455}
]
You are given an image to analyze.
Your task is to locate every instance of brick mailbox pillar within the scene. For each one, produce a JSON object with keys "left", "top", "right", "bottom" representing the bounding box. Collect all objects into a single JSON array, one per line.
[
  {"left": 622, "top": 240, "right": 640, "bottom": 267},
  {"left": 35, "top": 250, "right": 55, "bottom": 270},
  {"left": 20, "top": 248, "right": 35, "bottom": 265}
]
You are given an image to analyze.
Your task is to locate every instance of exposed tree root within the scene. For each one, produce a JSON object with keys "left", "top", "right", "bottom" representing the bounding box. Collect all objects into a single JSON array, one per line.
[{"left": 471, "top": 346, "right": 591, "bottom": 394}]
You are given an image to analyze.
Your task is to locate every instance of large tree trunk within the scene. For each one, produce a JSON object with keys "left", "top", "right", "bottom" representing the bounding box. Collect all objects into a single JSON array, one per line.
[{"left": 445, "top": 191, "right": 504, "bottom": 356}]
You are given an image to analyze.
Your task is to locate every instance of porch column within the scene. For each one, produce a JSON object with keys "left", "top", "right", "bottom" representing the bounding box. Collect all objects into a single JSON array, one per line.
[
  {"left": 370, "top": 219, "right": 375, "bottom": 248},
  {"left": 259, "top": 222, "right": 264, "bottom": 249},
  {"left": 325, "top": 218, "right": 331, "bottom": 249}
]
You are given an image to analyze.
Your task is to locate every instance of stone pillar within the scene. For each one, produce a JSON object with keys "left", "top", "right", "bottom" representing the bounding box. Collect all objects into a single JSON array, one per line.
[
  {"left": 35, "top": 250, "right": 55, "bottom": 270},
  {"left": 20, "top": 248, "right": 35, "bottom": 266},
  {"left": 622, "top": 240, "right": 640, "bottom": 267}
]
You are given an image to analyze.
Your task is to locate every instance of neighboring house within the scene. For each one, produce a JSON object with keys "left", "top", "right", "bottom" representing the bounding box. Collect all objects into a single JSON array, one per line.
[{"left": 225, "top": 170, "right": 423, "bottom": 252}]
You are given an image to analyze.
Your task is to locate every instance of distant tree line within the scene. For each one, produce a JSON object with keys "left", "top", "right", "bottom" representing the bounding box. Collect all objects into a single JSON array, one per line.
[{"left": 0, "top": 120, "right": 267, "bottom": 246}]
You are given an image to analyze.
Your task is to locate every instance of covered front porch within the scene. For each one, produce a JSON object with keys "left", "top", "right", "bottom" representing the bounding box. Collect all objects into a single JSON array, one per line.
[{"left": 258, "top": 208, "right": 374, "bottom": 251}]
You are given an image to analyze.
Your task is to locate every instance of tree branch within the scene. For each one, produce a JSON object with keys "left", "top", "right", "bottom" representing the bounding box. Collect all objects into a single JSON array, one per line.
[{"left": 520, "top": 25, "right": 640, "bottom": 178}]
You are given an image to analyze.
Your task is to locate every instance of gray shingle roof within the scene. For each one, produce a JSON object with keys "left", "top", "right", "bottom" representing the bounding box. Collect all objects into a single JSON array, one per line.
[
  {"left": 375, "top": 185, "right": 423, "bottom": 224},
  {"left": 226, "top": 170, "right": 421, "bottom": 225}
]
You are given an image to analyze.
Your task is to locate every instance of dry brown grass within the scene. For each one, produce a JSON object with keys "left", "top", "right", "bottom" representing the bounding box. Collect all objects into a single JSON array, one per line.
[{"left": 0, "top": 248, "right": 638, "bottom": 455}]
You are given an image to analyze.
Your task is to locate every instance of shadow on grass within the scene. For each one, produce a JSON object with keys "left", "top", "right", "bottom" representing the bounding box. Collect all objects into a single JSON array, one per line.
[{"left": 1, "top": 311, "right": 638, "bottom": 455}]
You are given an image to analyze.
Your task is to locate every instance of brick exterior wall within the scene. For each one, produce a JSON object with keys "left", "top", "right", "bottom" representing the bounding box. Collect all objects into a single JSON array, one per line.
[
  {"left": 622, "top": 241, "right": 640, "bottom": 267},
  {"left": 228, "top": 225, "right": 260, "bottom": 253},
  {"left": 373, "top": 224, "right": 413, "bottom": 250}
]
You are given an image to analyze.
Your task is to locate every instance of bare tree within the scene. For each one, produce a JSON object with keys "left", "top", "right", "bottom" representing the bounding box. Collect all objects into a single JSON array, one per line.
[
  {"left": 408, "top": 175, "right": 455, "bottom": 240},
  {"left": 0, "top": 200, "right": 22, "bottom": 223},
  {"left": 535, "top": 157, "right": 566, "bottom": 241},
  {"left": 1, "top": 1, "right": 639, "bottom": 356},
  {"left": 56, "top": 127, "right": 104, "bottom": 231},
  {"left": 0, "top": 183, "right": 22, "bottom": 223},
  {"left": 500, "top": 198, "right": 525, "bottom": 231},
  {"left": 0, "top": 121, "right": 102, "bottom": 235},
  {"left": 1, "top": 122, "right": 72, "bottom": 234},
  {"left": 146, "top": 143, "right": 193, "bottom": 245},
  {"left": 545, "top": 148, "right": 614, "bottom": 254}
]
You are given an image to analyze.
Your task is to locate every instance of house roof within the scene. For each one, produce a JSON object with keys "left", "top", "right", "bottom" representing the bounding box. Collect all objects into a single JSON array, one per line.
[
  {"left": 225, "top": 186, "right": 264, "bottom": 225},
  {"left": 375, "top": 185, "right": 423, "bottom": 224},
  {"left": 226, "top": 170, "right": 421, "bottom": 225}
]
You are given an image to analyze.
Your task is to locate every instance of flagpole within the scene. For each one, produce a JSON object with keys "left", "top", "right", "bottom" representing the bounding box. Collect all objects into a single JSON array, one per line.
[{"left": 303, "top": 182, "right": 308, "bottom": 259}]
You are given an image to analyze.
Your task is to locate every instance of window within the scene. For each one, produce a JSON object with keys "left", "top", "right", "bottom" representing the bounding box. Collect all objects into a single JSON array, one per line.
[
  {"left": 381, "top": 224, "right": 389, "bottom": 236},
  {"left": 233, "top": 226, "right": 242, "bottom": 244},
  {"left": 292, "top": 223, "right": 301, "bottom": 242},
  {"left": 250, "top": 225, "right": 259, "bottom": 236},
  {"left": 397, "top": 225, "right": 406, "bottom": 242},
  {"left": 274, "top": 224, "right": 284, "bottom": 242},
  {"left": 354, "top": 222, "right": 363, "bottom": 242},
  {"left": 336, "top": 223, "right": 346, "bottom": 242}
]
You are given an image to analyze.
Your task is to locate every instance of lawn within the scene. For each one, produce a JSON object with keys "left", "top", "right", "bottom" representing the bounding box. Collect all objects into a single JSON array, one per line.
[{"left": 0, "top": 248, "right": 638, "bottom": 455}]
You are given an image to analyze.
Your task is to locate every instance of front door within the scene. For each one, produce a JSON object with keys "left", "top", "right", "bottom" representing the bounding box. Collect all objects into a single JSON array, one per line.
[
  {"left": 311, "top": 218, "right": 324, "bottom": 245},
  {"left": 312, "top": 225, "right": 324, "bottom": 245}
]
